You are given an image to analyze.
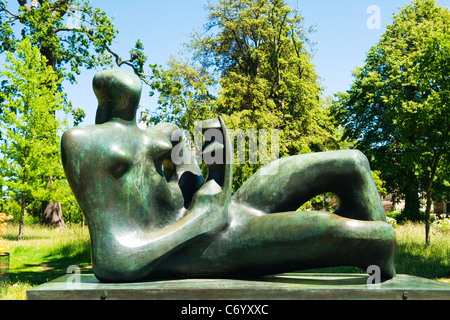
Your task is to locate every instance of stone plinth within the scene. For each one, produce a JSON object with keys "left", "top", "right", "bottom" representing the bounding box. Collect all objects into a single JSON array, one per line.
[{"left": 27, "top": 273, "right": 450, "bottom": 300}]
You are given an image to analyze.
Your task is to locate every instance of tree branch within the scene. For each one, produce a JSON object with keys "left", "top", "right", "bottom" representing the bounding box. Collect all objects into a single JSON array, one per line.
[
  {"left": 17, "top": 0, "right": 39, "bottom": 11},
  {"left": 104, "top": 44, "right": 151, "bottom": 85},
  {"left": 53, "top": 26, "right": 151, "bottom": 85},
  {"left": 0, "top": 4, "right": 21, "bottom": 23},
  {"left": 52, "top": 0, "right": 72, "bottom": 18},
  {"left": 17, "top": 0, "right": 32, "bottom": 12},
  {"left": 53, "top": 26, "right": 80, "bottom": 33}
]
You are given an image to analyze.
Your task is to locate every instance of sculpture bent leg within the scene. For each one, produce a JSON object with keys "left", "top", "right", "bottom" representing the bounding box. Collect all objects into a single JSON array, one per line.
[
  {"left": 233, "top": 150, "right": 386, "bottom": 221},
  {"left": 151, "top": 150, "right": 396, "bottom": 280}
]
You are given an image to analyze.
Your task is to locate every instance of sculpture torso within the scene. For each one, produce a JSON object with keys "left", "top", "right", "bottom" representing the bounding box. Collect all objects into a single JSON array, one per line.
[{"left": 63, "top": 121, "right": 186, "bottom": 234}]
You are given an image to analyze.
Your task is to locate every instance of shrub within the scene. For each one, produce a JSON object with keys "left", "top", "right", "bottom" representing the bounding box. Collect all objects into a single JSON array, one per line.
[
  {"left": 0, "top": 213, "right": 13, "bottom": 254},
  {"left": 386, "top": 216, "right": 398, "bottom": 228},
  {"left": 386, "top": 210, "right": 402, "bottom": 221},
  {"left": 433, "top": 218, "right": 450, "bottom": 233}
]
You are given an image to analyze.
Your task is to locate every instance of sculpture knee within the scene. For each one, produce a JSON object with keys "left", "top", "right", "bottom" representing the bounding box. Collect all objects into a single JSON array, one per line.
[{"left": 345, "top": 150, "right": 372, "bottom": 176}]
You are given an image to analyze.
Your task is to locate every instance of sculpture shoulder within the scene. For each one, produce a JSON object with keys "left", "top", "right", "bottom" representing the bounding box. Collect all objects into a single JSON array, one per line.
[
  {"left": 61, "top": 126, "right": 90, "bottom": 150},
  {"left": 151, "top": 123, "right": 183, "bottom": 142}
]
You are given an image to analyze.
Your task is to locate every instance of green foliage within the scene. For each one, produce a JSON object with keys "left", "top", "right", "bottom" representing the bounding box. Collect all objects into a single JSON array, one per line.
[
  {"left": 0, "top": 0, "right": 150, "bottom": 124},
  {"left": 148, "top": 0, "right": 343, "bottom": 190},
  {"left": 333, "top": 0, "right": 450, "bottom": 223},
  {"left": 61, "top": 196, "right": 84, "bottom": 225},
  {"left": 197, "top": 0, "right": 342, "bottom": 188},
  {"left": 0, "top": 38, "right": 72, "bottom": 222},
  {"left": 386, "top": 216, "right": 398, "bottom": 228},
  {"left": 297, "top": 193, "right": 337, "bottom": 212},
  {"left": 433, "top": 217, "right": 450, "bottom": 233},
  {"left": 0, "top": 0, "right": 146, "bottom": 81},
  {"left": 146, "top": 57, "right": 217, "bottom": 134},
  {"left": 386, "top": 210, "right": 404, "bottom": 222},
  {"left": 191, "top": 0, "right": 338, "bottom": 154},
  {"left": 372, "top": 170, "right": 387, "bottom": 195}
]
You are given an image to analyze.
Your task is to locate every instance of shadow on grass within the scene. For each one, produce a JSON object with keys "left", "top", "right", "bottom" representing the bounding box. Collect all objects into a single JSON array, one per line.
[
  {"left": 395, "top": 243, "right": 450, "bottom": 280},
  {"left": 8, "top": 242, "right": 92, "bottom": 286}
]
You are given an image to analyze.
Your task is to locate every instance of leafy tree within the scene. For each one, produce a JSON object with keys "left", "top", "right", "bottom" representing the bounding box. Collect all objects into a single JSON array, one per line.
[
  {"left": 149, "top": 0, "right": 342, "bottom": 190},
  {"left": 0, "top": 0, "right": 148, "bottom": 224},
  {"left": 0, "top": 38, "right": 72, "bottom": 239},
  {"left": 201, "top": 0, "right": 341, "bottom": 189},
  {"left": 333, "top": 0, "right": 450, "bottom": 244},
  {"left": 0, "top": 0, "right": 146, "bottom": 80},
  {"left": 191, "top": 0, "right": 336, "bottom": 153},
  {"left": 145, "top": 56, "right": 217, "bottom": 134}
]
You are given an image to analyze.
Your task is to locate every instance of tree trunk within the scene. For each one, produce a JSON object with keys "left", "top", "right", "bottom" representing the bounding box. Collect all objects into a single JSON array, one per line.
[
  {"left": 424, "top": 152, "right": 441, "bottom": 246},
  {"left": 425, "top": 193, "right": 432, "bottom": 246},
  {"left": 42, "top": 201, "right": 66, "bottom": 228},
  {"left": 18, "top": 193, "right": 26, "bottom": 240},
  {"left": 403, "top": 188, "right": 420, "bottom": 221}
]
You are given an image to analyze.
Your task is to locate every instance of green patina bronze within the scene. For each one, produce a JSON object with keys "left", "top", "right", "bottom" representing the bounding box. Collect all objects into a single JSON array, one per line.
[{"left": 61, "top": 69, "right": 396, "bottom": 283}]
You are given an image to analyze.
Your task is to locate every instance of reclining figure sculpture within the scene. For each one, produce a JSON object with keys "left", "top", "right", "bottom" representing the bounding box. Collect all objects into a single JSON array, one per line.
[{"left": 61, "top": 69, "right": 396, "bottom": 283}]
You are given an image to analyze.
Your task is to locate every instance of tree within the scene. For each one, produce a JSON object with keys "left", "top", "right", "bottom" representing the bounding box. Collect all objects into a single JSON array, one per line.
[
  {"left": 0, "top": 0, "right": 146, "bottom": 81},
  {"left": 417, "top": 33, "right": 450, "bottom": 242},
  {"left": 333, "top": 0, "right": 450, "bottom": 244},
  {"left": 0, "top": 39, "right": 71, "bottom": 239},
  {"left": 191, "top": 0, "right": 336, "bottom": 153},
  {"left": 145, "top": 56, "right": 217, "bottom": 134},
  {"left": 0, "top": 0, "right": 147, "bottom": 225},
  {"left": 148, "top": 0, "right": 341, "bottom": 190}
]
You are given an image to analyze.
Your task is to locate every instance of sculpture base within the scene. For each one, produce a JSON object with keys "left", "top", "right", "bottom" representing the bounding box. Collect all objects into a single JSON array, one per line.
[{"left": 27, "top": 273, "right": 450, "bottom": 300}]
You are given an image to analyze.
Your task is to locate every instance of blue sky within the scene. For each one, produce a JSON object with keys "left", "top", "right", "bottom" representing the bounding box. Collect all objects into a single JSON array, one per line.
[{"left": 59, "top": 0, "right": 450, "bottom": 125}]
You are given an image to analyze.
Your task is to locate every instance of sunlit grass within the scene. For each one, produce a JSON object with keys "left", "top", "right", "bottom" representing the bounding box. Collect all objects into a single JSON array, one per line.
[
  {"left": 4, "top": 223, "right": 90, "bottom": 272},
  {"left": 1, "top": 223, "right": 91, "bottom": 300},
  {"left": 395, "top": 222, "right": 450, "bottom": 279}
]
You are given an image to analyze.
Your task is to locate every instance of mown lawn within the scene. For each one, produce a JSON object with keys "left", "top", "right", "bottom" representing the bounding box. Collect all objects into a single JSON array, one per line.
[
  {"left": 0, "top": 221, "right": 449, "bottom": 300},
  {"left": 1, "top": 223, "right": 91, "bottom": 300}
]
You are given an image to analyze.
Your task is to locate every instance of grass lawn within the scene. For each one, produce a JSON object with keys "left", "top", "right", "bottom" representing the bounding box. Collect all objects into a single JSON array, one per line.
[
  {"left": 0, "top": 221, "right": 449, "bottom": 300},
  {"left": 2, "top": 223, "right": 91, "bottom": 300},
  {"left": 395, "top": 222, "right": 450, "bottom": 282}
]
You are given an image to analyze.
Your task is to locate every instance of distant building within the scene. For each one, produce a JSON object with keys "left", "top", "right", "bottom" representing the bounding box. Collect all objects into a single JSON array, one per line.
[
  {"left": 434, "top": 199, "right": 450, "bottom": 216},
  {"left": 381, "top": 194, "right": 405, "bottom": 213},
  {"left": 381, "top": 193, "right": 449, "bottom": 217}
]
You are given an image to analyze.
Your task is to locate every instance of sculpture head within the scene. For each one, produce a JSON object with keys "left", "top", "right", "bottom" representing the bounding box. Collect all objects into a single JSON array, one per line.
[{"left": 93, "top": 69, "right": 142, "bottom": 124}]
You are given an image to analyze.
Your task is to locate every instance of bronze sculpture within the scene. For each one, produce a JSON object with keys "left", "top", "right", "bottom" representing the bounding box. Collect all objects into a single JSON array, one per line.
[{"left": 61, "top": 69, "right": 396, "bottom": 283}]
